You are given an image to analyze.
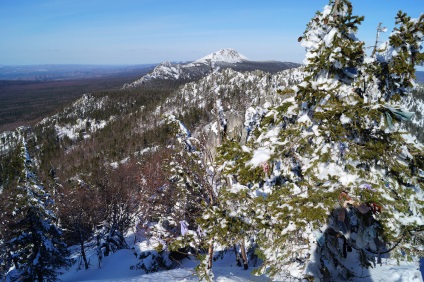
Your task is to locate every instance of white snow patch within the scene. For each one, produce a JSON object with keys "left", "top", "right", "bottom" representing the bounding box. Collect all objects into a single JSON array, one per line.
[
  {"left": 324, "top": 28, "right": 338, "bottom": 47},
  {"left": 195, "top": 48, "right": 248, "bottom": 64},
  {"left": 340, "top": 114, "right": 352, "bottom": 124},
  {"left": 298, "top": 113, "right": 312, "bottom": 124},
  {"left": 248, "top": 148, "right": 272, "bottom": 167},
  {"left": 230, "top": 183, "right": 248, "bottom": 193},
  {"left": 241, "top": 146, "right": 251, "bottom": 153}
]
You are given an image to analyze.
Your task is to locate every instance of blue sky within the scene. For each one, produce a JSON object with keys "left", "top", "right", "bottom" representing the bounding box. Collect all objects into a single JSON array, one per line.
[{"left": 0, "top": 0, "right": 423, "bottom": 65}]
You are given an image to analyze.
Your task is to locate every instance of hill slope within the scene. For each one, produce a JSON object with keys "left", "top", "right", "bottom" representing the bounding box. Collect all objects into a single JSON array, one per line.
[{"left": 1, "top": 64, "right": 423, "bottom": 282}]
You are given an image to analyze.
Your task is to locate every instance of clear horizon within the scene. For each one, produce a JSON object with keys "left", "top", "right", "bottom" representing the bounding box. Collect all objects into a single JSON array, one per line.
[{"left": 1, "top": 1, "right": 423, "bottom": 66}]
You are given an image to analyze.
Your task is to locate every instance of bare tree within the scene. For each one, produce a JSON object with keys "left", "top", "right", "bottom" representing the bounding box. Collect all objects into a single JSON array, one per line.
[{"left": 57, "top": 181, "right": 99, "bottom": 270}]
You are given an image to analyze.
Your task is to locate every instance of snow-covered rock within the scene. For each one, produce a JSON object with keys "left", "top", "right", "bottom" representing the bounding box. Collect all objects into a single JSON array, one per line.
[
  {"left": 123, "top": 48, "right": 300, "bottom": 88},
  {"left": 194, "top": 48, "right": 248, "bottom": 64}
]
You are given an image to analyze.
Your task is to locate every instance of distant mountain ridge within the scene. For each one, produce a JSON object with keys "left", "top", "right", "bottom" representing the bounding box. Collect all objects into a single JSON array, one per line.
[
  {"left": 123, "top": 48, "right": 300, "bottom": 88},
  {"left": 0, "top": 64, "right": 155, "bottom": 81}
]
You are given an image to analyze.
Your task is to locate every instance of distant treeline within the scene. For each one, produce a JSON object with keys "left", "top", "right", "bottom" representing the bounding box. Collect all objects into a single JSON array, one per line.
[{"left": 0, "top": 71, "right": 150, "bottom": 132}]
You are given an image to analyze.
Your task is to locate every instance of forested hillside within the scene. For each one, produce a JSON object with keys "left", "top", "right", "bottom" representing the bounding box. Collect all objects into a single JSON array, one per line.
[
  {"left": 0, "top": 66, "right": 154, "bottom": 132},
  {"left": 0, "top": 0, "right": 423, "bottom": 281}
]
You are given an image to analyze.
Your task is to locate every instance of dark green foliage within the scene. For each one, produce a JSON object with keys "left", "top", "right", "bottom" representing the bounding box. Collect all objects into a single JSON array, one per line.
[
  {"left": 4, "top": 141, "right": 71, "bottom": 282},
  {"left": 0, "top": 72, "right": 149, "bottom": 132},
  {"left": 0, "top": 145, "right": 23, "bottom": 192},
  {"left": 199, "top": 0, "right": 424, "bottom": 279},
  {"left": 131, "top": 250, "right": 172, "bottom": 273},
  {"left": 301, "top": 0, "right": 365, "bottom": 81}
]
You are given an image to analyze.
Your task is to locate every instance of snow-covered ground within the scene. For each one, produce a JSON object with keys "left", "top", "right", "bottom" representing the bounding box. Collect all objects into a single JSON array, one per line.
[
  {"left": 61, "top": 257, "right": 267, "bottom": 282},
  {"left": 60, "top": 255, "right": 423, "bottom": 282},
  {"left": 59, "top": 245, "right": 269, "bottom": 282},
  {"left": 59, "top": 238, "right": 423, "bottom": 282}
]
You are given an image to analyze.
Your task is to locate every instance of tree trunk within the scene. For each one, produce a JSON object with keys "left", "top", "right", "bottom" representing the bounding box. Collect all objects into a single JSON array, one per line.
[
  {"left": 36, "top": 269, "right": 43, "bottom": 282},
  {"left": 240, "top": 240, "right": 248, "bottom": 270},
  {"left": 207, "top": 239, "right": 214, "bottom": 269},
  {"left": 80, "top": 240, "right": 89, "bottom": 270},
  {"left": 234, "top": 244, "right": 242, "bottom": 267}
]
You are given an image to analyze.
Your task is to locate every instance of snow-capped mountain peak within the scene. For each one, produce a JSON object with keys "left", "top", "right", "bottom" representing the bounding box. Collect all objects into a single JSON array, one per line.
[
  {"left": 122, "top": 49, "right": 299, "bottom": 89},
  {"left": 195, "top": 48, "right": 248, "bottom": 64}
]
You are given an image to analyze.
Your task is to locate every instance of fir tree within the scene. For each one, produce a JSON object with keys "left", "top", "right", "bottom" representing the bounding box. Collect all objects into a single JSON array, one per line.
[
  {"left": 301, "top": 0, "right": 365, "bottom": 83},
  {"left": 363, "top": 11, "right": 424, "bottom": 103},
  {"left": 200, "top": 0, "right": 424, "bottom": 280},
  {"left": 164, "top": 115, "right": 221, "bottom": 280},
  {"left": 5, "top": 139, "right": 72, "bottom": 281}
]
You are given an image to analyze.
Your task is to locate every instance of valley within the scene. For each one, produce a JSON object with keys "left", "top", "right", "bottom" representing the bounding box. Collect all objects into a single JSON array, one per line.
[{"left": 0, "top": 66, "right": 154, "bottom": 132}]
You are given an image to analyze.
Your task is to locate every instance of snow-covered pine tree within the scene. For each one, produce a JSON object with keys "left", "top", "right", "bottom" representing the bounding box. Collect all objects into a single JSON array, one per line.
[
  {"left": 163, "top": 115, "right": 222, "bottom": 279},
  {"left": 201, "top": 0, "right": 424, "bottom": 280},
  {"left": 5, "top": 139, "right": 71, "bottom": 281},
  {"left": 363, "top": 11, "right": 424, "bottom": 104},
  {"left": 301, "top": 0, "right": 365, "bottom": 83},
  {"left": 381, "top": 11, "right": 424, "bottom": 98}
]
